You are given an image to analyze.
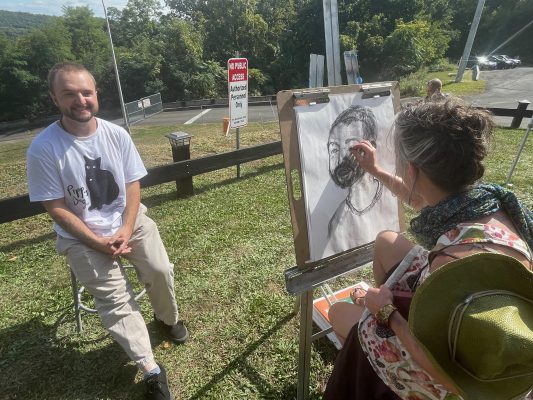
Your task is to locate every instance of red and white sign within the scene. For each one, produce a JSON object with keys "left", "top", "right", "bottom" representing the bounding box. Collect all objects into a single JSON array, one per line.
[{"left": 228, "top": 58, "right": 248, "bottom": 128}]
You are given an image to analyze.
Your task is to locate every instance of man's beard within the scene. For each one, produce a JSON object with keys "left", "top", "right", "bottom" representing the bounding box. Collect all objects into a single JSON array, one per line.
[
  {"left": 331, "top": 156, "right": 364, "bottom": 188},
  {"left": 61, "top": 105, "right": 97, "bottom": 123}
]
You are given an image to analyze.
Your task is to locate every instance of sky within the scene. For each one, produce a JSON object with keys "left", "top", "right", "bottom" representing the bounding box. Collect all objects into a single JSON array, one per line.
[{"left": 0, "top": 0, "right": 130, "bottom": 18}]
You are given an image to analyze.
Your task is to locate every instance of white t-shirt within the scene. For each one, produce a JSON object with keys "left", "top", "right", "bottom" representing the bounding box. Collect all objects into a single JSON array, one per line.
[{"left": 26, "top": 118, "right": 147, "bottom": 239}]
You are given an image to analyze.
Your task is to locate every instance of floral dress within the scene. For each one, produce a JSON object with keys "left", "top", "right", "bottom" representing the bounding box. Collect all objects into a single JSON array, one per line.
[{"left": 358, "top": 223, "right": 533, "bottom": 400}]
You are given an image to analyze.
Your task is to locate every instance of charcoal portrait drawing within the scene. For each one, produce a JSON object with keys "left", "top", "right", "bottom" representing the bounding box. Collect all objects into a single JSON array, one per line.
[
  {"left": 327, "top": 106, "right": 383, "bottom": 238},
  {"left": 295, "top": 92, "right": 400, "bottom": 261}
]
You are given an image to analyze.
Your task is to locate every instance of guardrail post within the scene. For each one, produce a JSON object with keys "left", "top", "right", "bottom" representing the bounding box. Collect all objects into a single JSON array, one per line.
[{"left": 511, "top": 100, "right": 530, "bottom": 129}]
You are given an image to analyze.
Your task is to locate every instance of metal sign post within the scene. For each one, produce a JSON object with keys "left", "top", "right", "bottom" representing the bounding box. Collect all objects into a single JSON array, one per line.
[
  {"left": 102, "top": 0, "right": 130, "bottom": 134},
  {"left": 228, "top": 55, "right": 248, "bottom": 178}
]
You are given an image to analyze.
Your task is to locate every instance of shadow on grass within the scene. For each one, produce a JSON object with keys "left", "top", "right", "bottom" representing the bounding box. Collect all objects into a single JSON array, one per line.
[
  {"left": 142, "top": 161, "right": 284, "bottom": 210},
  {"left": 0, "top": 310, "right": 155, "bottom": 399},
  {"left": 188, "top": 312, "right": 297, "bottom": 400},
  {"left": 312, "top": 334, "right": 340, "bottom": 366},
  {"left": 0, "top": 231, "right": 56, "bottom": 253},
  {"left": 0, "top": 162, "right": 283, "bottom": 254}
]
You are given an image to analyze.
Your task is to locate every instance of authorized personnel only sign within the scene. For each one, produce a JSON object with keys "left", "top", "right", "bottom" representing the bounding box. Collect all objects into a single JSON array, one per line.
[{"left": 228, "top": 58, "right": 248, "bottom": 128}]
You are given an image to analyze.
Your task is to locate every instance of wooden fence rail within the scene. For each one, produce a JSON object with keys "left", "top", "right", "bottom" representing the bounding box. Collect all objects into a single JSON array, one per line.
[
  {"left": 483, "top": 100, "right": 531, "bottom": 129},
  {"left": 0, "top": 141, "right": 282, "bottom": 224},
  {"left": 0, "top": 100, "right": 530, "bottom": 224}
]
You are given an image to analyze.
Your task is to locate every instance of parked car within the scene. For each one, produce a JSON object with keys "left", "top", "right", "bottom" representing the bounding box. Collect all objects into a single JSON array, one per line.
[
  {"left": 475, "top": 56, "right": 497, "bottom": 70},
  {"left": 500, "top": 54, "right": 521, "bottom": 67},
  {"left": 457, "top": 56, "right": 497, "bottom": 70},
  {"left": 488, "top": 55, "right": 520, "bottom": 69}
]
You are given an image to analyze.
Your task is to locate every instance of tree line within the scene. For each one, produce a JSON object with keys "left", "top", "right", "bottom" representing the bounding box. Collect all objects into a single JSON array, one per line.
[{"left": 0, "top": 0, "right": 531, "bottom": 121}]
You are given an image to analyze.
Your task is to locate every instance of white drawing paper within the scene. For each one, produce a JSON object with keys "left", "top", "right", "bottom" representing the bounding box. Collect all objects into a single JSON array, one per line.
[{"left": 295, "top": 92, "right": 400, "bottom": 261}]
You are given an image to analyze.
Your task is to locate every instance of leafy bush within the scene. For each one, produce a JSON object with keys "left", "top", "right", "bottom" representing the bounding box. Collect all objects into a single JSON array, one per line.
[
  {"left": 428, "top": 59, "right": 455, "bottom": 72},
  {"left": 399, "top": 67, "right": 429, "bottom": 97},
  {"left": 248, "top": 68, "right": 269, "bottom": 96},
  {"left": 382, "top": 19, "right": 451, "bottom": 79},
  {"left": 185, "top": 60, "right": 226, "bottom": 99}
]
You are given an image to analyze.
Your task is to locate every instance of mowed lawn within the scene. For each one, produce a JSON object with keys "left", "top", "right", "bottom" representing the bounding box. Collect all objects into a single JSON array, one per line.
[{"left": 0, "top": 118, "right": 532, "bottom": 399}]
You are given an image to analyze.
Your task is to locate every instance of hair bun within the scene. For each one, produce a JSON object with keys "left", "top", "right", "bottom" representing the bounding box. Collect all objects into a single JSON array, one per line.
[{"left": 395, "top": 98, "right": 494, "bottom": 192}]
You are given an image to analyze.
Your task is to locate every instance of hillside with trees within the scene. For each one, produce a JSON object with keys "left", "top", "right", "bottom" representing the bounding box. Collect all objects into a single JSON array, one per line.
[
  {"left": 0, "top": 10, "right": 57, "bottom": 38},
  {"left": 0, "top": 0, "right": 531, "bottom": 121}
]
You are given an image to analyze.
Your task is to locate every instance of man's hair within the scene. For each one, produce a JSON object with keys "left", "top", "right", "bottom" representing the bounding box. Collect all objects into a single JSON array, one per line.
[
  {"left": 395, "top": 98, "right": 494, "bottom": 192},
  {"left": 427, "top": 78, "right": 443, "bottom": 95},
  {"left": 47, "top": 62, "right": 95, "bottom": 93},
  {"left": 330, "top": 105, "right": 377, "bottom": 140}
]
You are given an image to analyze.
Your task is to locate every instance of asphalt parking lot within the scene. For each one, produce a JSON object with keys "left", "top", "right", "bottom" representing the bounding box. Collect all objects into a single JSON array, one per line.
[{"left": 462, "top": 67, "right": 533, "bottom": 129}]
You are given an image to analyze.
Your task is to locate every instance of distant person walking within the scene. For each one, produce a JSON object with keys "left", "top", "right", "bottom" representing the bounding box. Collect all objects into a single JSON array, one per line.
[
  {"left": 425, "top": 78, "right": 447, "bottom": 101},
  {"left": 26, "top": 62, "right": 188, "bottom": 400}
]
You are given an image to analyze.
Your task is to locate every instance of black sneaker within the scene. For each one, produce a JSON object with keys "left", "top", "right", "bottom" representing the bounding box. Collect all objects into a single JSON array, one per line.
[
  {"left": 144, "top": 365, "right": 173, "bottom": 400},
  {"left": 154, "top": 315, "right": 189, "bottom": 344}
]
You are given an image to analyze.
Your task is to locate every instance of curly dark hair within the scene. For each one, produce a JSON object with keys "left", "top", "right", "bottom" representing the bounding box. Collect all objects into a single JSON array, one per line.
[
  {"left": 395, "top": 99, "right": 494, "bottom": 193},
  {"left": 330, "top": 105, "right": 377, "bottom": 140}
]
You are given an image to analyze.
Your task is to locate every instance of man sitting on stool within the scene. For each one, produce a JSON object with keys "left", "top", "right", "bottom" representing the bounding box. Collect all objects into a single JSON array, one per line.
[
  {"left": 26, "top": 62, "right": 188, "bottom": 400},
  {"left": 425, "top": 78, "right": 447, "bottom": 101}
]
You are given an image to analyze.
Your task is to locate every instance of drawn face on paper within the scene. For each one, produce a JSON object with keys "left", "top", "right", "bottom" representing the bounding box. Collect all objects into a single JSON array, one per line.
[{"left": 327, "top": 106, "right": 377, "bottom": 189}]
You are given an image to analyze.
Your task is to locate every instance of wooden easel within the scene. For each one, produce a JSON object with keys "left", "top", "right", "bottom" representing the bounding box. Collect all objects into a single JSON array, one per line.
[{"left": 276, "top": 83, "right": 403, "bottom": 400}]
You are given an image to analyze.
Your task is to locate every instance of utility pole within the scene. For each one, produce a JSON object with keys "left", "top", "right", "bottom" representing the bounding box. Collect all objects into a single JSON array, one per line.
[
  {"left": 102, "top": 0, "right": 130, "bottom": 134},
  {"left": 456, "top": 0, "right": 485, "bottom": 83},
  {"left": 323, "top": 0, "right": 342, "bottom": 86}
]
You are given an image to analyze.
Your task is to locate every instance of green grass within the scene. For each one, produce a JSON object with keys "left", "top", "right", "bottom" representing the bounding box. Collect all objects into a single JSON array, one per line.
[
  {"left": 399, "top": 66, "right": 486, "bottom": 98},
  {"left": 431, "top": 69, "right": 486, "bottom": 96},
  {"left": 0, "top": 121, "right": 532, "bottom": 399}
]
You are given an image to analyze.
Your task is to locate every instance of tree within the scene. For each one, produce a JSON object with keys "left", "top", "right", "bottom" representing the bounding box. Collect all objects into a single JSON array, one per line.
[
  {"left": 382, "top": 19, "right": 450, "bottom": 78},
  {"left": 0, "top": 20, "right": 73, "bottom": 119},
  {"left": 62, "top": 6, "right": 109, "bottom": 75},
  {"left": 158, "top": 16, "right": 205, "bottom": 100},
  {"left": 112, "top": 0, "right": 163, "bottom": 47},
  {"left": 101, "top": 0, "right": 166, "bottom": 103},
  {"left": 269, "top": 0, "right": 324, "bottom": 91}
]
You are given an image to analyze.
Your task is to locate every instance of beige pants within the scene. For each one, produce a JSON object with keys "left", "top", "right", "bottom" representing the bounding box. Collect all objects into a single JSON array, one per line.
[{"left": 57, "top": 212, "right": 179, "bottom": 369}]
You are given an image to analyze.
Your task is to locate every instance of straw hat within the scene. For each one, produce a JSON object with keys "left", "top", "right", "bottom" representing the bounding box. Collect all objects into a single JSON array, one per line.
[{"left": 409, "top": 253, "right": 533, "bottom": 400}]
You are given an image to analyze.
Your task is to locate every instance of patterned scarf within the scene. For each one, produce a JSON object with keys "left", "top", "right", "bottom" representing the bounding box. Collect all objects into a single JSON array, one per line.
[{"left": 410, "top": 183, "right": 533, "bottom": 250}]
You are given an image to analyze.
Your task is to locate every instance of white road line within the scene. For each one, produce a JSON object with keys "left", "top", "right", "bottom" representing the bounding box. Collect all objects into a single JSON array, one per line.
[{"left": 184, "top": 109, "right": 212, "bottom": 125}]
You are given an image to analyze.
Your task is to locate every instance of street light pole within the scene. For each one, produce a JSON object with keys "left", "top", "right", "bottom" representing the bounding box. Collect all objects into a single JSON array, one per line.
[{"left": 102, "top": 0, "right": 130, "bottom": 134}]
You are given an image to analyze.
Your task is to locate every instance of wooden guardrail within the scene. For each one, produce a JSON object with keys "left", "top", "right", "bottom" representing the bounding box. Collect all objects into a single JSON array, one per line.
[
  {"left": 1, "top": 100, "right": 530, "bottom": 224},
  {"left": 482, "top": 100, "right": 532, "bottom": 128},
  {"left": 0, "top": 141, "right": 282, "bottom": 224},
  {"left": 399, "top": 99, "right": 531, "bottom": 128}
]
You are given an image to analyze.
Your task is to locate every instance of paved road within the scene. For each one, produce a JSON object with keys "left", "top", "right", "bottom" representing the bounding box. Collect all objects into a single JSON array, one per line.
[
  {"left": 114, "top": 102, "right": 279, "bottom": 128},
  {"left": 463, "top": 67, "right": 533, "bottom": 128},
  {"left": 0, "top": 102, "right": 279, "bottom": 143},
  {"left": 463, "top": 67, "right": 533, "bottom": 108},
  {"left": 2, "top": 67, "right": 532, "bottom": 143}
]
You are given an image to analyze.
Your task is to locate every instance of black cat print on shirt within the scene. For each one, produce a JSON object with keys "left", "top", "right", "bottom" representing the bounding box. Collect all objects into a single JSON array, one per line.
[{"left": 84, "top": 156, "right": 119, "bottom": 210}]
